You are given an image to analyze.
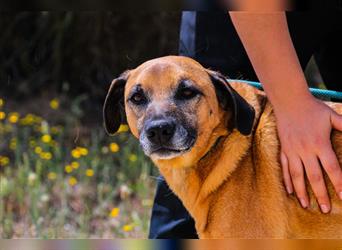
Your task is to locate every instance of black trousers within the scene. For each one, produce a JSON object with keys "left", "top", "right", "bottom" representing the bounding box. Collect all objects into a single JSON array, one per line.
[{"left": 149, "top": 11, "right": 342, "bottom": 239}]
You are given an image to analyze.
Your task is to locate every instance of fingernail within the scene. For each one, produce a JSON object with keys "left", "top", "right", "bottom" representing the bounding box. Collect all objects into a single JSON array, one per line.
[
  {"left": 299, "top": 198, "right": 308, "bottom": 208},
  {"left": 339, "top": 191, "right": 342, "bottom": 200},
  {"left": 286, "top": 186, "right": 293, "bottom": 194},
  {"left": 320, "top": 204, "right": 330, "bottom": 214}
]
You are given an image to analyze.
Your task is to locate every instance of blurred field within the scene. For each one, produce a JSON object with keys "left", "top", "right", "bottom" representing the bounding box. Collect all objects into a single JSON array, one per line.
[
  {"left": 0, "top": 12, "right": 180, "bottom": 239},
  {"left": 0, "top": 95, "right": 158, "bottom": 238}
]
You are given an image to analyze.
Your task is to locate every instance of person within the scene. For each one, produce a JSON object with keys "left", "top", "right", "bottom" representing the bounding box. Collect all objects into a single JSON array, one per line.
[{"left": 149, "top": 9, "right": 342, "bottom": 239}]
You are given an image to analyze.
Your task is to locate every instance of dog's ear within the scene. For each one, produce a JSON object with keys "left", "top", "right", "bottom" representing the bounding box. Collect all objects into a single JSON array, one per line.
[
  {"left": 207, "top": 70, "right": 255, "bottom": 135},
  {"left": 103, "top": 71, "right": 130, "bottom": 135}
]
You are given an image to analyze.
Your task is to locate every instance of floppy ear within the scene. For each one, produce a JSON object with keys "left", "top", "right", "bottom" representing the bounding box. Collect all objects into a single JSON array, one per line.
[
  {"left": 208, "top": 70, "right": 255, "bottom": 135},
  {"left": 103, "top": 71, "right": 130, "bottom": 135}
]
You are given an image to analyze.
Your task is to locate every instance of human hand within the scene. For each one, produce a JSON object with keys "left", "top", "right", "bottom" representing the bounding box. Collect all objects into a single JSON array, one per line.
[{"left": 275, "top": 95, "right": 342, "bottom": 213}]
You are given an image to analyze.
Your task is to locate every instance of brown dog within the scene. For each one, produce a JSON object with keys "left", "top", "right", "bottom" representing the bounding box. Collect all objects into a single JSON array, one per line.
[{"left": 104, "top": 56, "right": 342, "bottom": 238}]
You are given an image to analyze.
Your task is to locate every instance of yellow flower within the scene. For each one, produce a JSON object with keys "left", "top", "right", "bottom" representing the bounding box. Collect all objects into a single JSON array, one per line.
[
  {"left": 33, "top": 115, "right": 43, "bottom": 124},
  {"left": 0, "top": 111, "right": 6, "bottom": 120},
  {"left": 8, "top": 112, "right": 20, "bottom": 124},
  {"left": 109, "top": 207, "right": 120, "bottom": 218},
  {"left": 48, "top": 172, "right": 57, "bottom": 180},
  {"left": 0, "top": 98, "right": 4, "bottom": 108},
  {"left": 71, "top": 161, "right": 79, "bottom": 169},
  {"left": 40, "top": 152, "right": 52, "bottom": 160},
  {"left": 68, "top": 177, "right": 77, "bottom": 186},
  {"left": 29, "top": 140, "right": 36, "bottom": 148},
  {"left": 109, "top": 143, "right": 119, "bottom": 153},
  {"left": 71, "top": 148, "right": 81, "bottom": 159},
  {"left": 41, "top": 134, "right": 52, "bottom": 143},
  {"left": 49, "top": 140, "right": 58, "bottom": 147},
  {"left": 20, "top": 114, "right": 35, "bottom": 126},
  {"left": 117, "top": 124, "right": 129, "bottom": 133},
  {"left": 85, "top": 169, "right": 94, "bottom": 177},
  {"left": 51, "top": 126, "right": 62, "bottom": 134},
  {"left": 122, "top": 224, "right": 134, "bottom": 232},
  {"left": 49, "top": 98, "right": 59, "bottom": 110},
  {"left": 79, "top": 147, "right": 88, "bottom": 156},
  {"left": 0, "top": 156, "right": 10, "bottom": 167},
  {"left": 128, "top": 154, "right": 138, "bottom": 162},
  {"left": 9, "top": 138, "right": 17, "bottom": 150},
  {"left": 71, "top": 147, "right": 88, "bottom": 158},
  {"left": 65, "top": 165, "right": 73, "bottom": 173},
  {"left": 34, "top": 146, "right": 43, "bottom": 154}
]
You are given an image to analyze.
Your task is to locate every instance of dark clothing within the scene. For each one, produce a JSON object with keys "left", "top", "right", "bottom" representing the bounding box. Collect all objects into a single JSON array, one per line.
[
  {"left": 148, "top": 177, "right": 198, "bottom": 238},
  {"left": 149, "top": 11, "right": 342, "bottom": 239}
]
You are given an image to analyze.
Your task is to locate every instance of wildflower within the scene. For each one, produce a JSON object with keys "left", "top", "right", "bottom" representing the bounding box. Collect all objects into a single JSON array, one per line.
[
  {"left": 20, "top": 114, "right": 35, "bottom": 126},
  {"left": 71, "top": 161, "right": 79, "bottom": 169},
  {"left": 51, "top": 126, "right": 62, "bottom": 134},
  {"left": 122, "top": 224, "right": 134, "bottom": 232},
  {"left": 0, "top": 111, "right": 5, "bottom": 120},
  {"left": 85, "top": 169, "right": 94, "bottom": 177},
  {"left": 0, "top": 98, "right": 4, "bottom": 108},
  {"left": 119, "top": 184, "right": 132, "bottom": 200},
  {"left": 117, "top": 124, "right": 129, "bottom": 133},
  {"left": 40, "top": 194, "right": 50, "bottom": 203},
  {"left": 8, "top": 112, "right": 20, "bottom": 124},
  {"left": 41, "top": 134, "right": 52, "bottom": 143},
  {"left": 40, "top": 152, "right": 52, "bottom": 160},
  {"left": 50, "top": 140, "right": 58, "bottom": 147},
  {"left": 68, "top": 177, "right": 77, "bottom": 186},
  {"left": 71, "top": 148, "right": 81, "bottom": 159},
  {"left": 109, "top": 207, "right": 120, "bottom": 218},
  {"left": 33, "top": 115, "right": 43, "bottom": 124},
  {"left": 29, "top": 140, "right": 36, "bottom": 148},
  {"left": 9, "top": 138, "right": 17, "bottom": 150},
  {"left": 49, "top": 98, "right": 59, "bottom": 110},
  {"left": 128, "top": 154, "right": 138, "bottom": 162},
  {"left": 65, "top": 165, "right": 73, "bottom": 173},
  {"left": 142, "top": 199, "right": 153, "bottom": 207},
  {"left": 101, "top": 146, "right": 109, "bottom": 154},
  {"left": 34, "top": 146, "right": 43, "bottom": 154},
  {"left": 109, "top": 143, "right": 119, "bottom": 153},
  {"left": 79, "top": 147, "right": 88, "bottom": 156},
  {"left": 0, "top": 156, "right": 10, "bottom": 167},
  {"left": 28, "top": 172, "right": 37, "bottom": 185},
  {"left": 47, "top": 172, "right": 57, "bottom": 180}
]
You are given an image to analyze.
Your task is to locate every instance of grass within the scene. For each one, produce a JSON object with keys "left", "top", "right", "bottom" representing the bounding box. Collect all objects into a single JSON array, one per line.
[{"left": 0, "top": 95, "right": 157, "bottom": 238}]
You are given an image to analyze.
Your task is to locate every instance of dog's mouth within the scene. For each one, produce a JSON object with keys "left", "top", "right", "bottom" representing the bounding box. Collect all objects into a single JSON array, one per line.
[{"left": 149, "top": 138, "right": 195, "bottom": 160}]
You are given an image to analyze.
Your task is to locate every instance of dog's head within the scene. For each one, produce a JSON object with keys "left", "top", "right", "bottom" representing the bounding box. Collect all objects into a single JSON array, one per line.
[{"left": 103, "top": 56, "right": 255, "bottom": 167}]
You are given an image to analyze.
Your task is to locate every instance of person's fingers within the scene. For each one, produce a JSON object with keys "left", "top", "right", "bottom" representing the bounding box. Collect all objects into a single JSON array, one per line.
[
  {"left": 331, "top": 112, "right": 342, "bottom": 131},
  {"left": 302, "top": 155, "right": 330, "bottom": 213},
  {"left": 288, "top": 154, "right": 309, "bottom": 208},
  {"left": 280, "top": 151, "right": 293, "bottom": 194},
  {"left": 319, "top": 145, "right": 342, "bottom": 201}
]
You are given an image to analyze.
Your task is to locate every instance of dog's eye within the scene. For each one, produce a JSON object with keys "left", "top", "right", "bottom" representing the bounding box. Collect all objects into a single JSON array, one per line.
[
  {"left": 130, "top": 92, "right": 147, "bottom": 105},
  {"left": 175, "top": 87, "right": 199, "bottom": 100}
]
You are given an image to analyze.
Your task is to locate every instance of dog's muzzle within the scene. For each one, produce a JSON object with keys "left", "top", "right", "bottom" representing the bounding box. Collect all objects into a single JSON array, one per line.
[{"left": 139, "top": 118, "right": 196, "bottom": 159}]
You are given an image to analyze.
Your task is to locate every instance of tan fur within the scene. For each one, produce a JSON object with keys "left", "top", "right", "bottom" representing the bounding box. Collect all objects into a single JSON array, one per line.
[{"left": 120, "top": 56, "right": 342, "bottom": 238}]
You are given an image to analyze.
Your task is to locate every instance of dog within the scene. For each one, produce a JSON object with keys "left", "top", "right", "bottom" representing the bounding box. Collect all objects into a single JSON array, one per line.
[{"left": 103, "top": 56, "right": 342, "bottom": 238}]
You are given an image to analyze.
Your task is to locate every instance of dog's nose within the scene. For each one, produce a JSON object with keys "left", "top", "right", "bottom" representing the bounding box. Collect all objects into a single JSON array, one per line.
[{"left": 146, "top": 120, "right": 176, "bottom": 145}]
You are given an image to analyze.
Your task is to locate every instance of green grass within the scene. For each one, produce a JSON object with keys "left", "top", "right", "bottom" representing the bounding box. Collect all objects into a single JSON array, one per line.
[{"left": 0, "top": 96, "right": 157, "bottom": 238}]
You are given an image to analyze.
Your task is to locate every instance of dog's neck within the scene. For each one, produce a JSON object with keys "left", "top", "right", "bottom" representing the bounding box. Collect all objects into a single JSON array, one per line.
[{"left": 157, "top": 83, "right": 266, "bottom": 233}]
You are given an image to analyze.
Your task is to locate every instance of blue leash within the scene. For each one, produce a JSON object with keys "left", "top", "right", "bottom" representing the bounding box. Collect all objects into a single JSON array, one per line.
[{"left": 229, "top": 79, "right": 342, "bottom": 100}]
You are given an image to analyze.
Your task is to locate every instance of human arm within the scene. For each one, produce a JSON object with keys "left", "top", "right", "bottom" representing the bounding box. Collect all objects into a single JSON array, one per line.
[{"left": 230, "top": 12, "right": 342, "bottom": 212}]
